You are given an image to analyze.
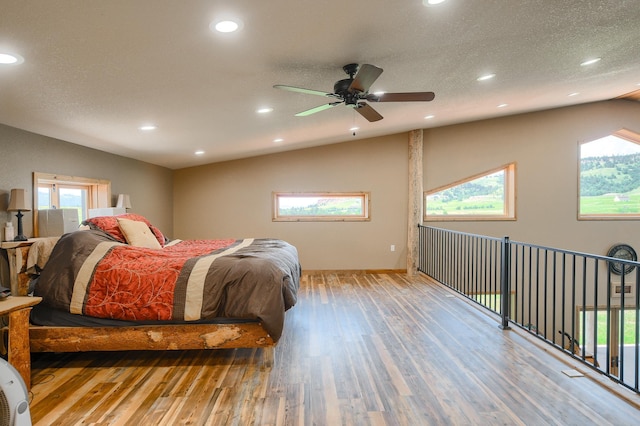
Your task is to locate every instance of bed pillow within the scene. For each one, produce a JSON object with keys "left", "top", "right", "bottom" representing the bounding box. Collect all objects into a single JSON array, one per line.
[
  {"left": 83, "top": 213, "right": 166, "bottom": 246},
  {"left": 117, "top": 218, "right": 162, "bottom": 249}
]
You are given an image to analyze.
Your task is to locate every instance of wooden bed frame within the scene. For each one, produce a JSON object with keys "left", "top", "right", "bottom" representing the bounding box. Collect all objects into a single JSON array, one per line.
[
  {"left": 6, "top": 244, "right": 276, "bottom": 366},
  {"left": 29, "top": 323, "right": 275, "bottom": 365}
]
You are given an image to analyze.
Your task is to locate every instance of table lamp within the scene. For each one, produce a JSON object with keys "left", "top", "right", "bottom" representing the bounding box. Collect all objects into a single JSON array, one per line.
[
  {"left": 116, "top": 194, "right": 132, "bottom": 211},
  {"left": 7, "top": 188, "right": 30, "bottom": 241}
]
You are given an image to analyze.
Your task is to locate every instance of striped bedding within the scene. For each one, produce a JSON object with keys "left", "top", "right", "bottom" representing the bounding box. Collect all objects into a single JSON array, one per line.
[{"left": 34, "top": 229, "right": 300, "bottom": 341}]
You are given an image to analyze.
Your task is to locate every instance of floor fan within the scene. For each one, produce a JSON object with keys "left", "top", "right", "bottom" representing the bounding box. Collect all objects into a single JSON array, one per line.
[{"left": 0, "top": 358, "right": 31, "bottom": 426}]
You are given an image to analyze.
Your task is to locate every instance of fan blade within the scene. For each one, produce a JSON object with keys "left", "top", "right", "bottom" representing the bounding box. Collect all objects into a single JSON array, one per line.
[
  {"left": 368, "top": 92, "right": 435, "bottom": 102},
  {"left": 274, "top": 84, "right": 337, "bottom": 98},
  {"left": 355, "top": 102, "right": 383, "bottom": 122},
  {"left": 295, "top": 102, "right": 342, "bottom": 117},
  {"left": 349, "top": 64, "right": 383, "bottom": 93}
]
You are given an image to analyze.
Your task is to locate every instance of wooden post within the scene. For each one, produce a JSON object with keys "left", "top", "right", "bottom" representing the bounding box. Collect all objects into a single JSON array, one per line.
[
  {"left": 8, "top": 308, "right": 32, "bottom": 389},
  {"left": 407, "top": 129, "right": 423, "bottom": 276}
]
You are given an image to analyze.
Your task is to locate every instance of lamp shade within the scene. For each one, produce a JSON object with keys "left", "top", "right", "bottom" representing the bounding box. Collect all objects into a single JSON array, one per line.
[
  {"left": 116, "top": 194, "right": 132, "bottom": 209},
  {"left": 7, "top": 188, "right": 30, "bottom": 211}
]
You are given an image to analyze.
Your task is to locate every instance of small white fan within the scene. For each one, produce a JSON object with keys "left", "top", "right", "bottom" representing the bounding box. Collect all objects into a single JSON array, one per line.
[{"left": 0, "top": 358, "right": 32, "bottom": 426}]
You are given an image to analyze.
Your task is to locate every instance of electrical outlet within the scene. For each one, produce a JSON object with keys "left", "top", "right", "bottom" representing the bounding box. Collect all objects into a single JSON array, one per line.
[{"left": 390, "top": 245, "right": 395, "bottom": 252}]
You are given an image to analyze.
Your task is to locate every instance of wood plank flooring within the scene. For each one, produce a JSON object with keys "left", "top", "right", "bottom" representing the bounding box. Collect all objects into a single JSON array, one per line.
[{"left": 27, "top": 272, "right": 640, "bottom": 425}]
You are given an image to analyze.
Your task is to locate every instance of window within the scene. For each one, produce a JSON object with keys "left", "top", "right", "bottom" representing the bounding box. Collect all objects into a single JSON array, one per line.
[
  {"left": 38, "top": 184, "right": 89, "bottom": 222},
  {"left": 579, "top": 129, "right": 640, "bottom": 219},
  {"left": 424, "top": 163, "right": 516, "bottom": 221},
  {"left": 273, "top": 192, "right": 370, "bottom": 222},
  {"left": 578, "top": 306, "right": 638, "bottom": 382},
  {"left": 33, "top": 172, "right": 111, "bottom": 236}
]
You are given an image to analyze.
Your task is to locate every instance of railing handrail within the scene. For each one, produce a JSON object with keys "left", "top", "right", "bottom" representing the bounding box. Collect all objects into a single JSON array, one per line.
[{"left": 419, "top": 224, "right": 640, "bottom": 268}]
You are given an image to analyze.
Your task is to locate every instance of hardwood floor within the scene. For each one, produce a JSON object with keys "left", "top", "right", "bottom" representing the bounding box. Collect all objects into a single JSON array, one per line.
[{"left": 28, "top": 272, "right": 640, "bottom": 425}]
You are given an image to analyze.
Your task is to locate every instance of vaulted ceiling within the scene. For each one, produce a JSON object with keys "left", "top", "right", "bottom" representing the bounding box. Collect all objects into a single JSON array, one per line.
[{"left": 1, "top": 1, "right": 639, "bottom": 169}]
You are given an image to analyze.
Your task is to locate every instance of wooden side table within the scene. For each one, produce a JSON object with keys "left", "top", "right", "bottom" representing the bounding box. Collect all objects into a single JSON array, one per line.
[
  {"left": 1, "top": 296, "right": 42, "bottom": 390},
  {"left": 1, "top": 239, "right": 38, "bottom": 296}
]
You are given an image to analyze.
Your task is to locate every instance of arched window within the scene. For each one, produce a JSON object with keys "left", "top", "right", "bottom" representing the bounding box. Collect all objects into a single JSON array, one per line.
[{"left": 579, "top": 129, "right": 640, "bottom": 219}]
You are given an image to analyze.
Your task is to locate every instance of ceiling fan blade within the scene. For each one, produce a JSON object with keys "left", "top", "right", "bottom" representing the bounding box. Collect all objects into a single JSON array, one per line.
[
  {"left": 295, "top": 102, "right": 342, "bottom": 117},
  {"left": 349, "top": 64, "right": 383, "bottom": 93},
  {"left": 355, "top": 102, "right": 383, "bottom": 122},
  {"left": 368, "top": 92, "right": 435, "bottom": 102},
  {"left": 273, "top": 84, "right": 336, "bottom": 98}
]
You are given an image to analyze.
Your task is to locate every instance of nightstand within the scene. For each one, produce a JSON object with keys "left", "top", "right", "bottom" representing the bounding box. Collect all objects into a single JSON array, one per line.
[
  {"left": 1, "top": 296, "right": 42, "bottom": 390},
  {"left": 1, "top": 239, "right": 39, "bottom": 296}
]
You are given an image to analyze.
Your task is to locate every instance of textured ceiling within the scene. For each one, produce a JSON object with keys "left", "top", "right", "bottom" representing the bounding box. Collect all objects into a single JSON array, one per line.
[{"left": 1, "top": 0, "right": 639, "bottom": 169}]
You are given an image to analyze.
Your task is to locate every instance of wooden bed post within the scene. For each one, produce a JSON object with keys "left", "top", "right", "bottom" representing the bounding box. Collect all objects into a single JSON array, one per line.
[{"left": 407, "top": 129, "right": 423, "bottom": 276}]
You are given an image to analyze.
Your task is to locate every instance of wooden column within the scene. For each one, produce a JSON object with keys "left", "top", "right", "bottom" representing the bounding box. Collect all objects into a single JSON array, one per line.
[{"left": 407, "top": 129, "right": 423, "bottom": 276}]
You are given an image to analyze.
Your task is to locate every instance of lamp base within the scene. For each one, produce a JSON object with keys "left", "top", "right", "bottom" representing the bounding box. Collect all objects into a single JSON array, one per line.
[{"left": 13, "top": 210, "right": 28, "bottom": 242}]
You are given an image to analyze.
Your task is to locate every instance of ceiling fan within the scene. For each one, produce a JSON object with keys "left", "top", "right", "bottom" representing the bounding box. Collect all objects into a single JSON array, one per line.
[{"left": 274, "top": 63, "right": 435, "bottom": 122}]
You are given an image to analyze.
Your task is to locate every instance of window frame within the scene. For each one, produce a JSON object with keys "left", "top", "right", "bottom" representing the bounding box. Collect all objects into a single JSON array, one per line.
[
  {"left": 272, "top": 191, "right": 371, "bottom": 222},
  {"left": 578, "top": 129, "right": 640, "bottom": 220},
  {"left": 424, "top": 163, "right": 516, "bottom": 221},
  {"left": 33, "top": 172, "right": 111, "bottom": 236}
]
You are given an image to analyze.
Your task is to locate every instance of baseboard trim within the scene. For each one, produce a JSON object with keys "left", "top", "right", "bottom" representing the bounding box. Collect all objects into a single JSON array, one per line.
[{"left": 302, "top": 269, "right": 407, "bottom": 275}]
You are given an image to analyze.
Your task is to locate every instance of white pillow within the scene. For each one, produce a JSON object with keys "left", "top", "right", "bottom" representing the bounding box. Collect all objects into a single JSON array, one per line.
[{"left": 117, "top": 218, "right": 162, "bottom": 249}]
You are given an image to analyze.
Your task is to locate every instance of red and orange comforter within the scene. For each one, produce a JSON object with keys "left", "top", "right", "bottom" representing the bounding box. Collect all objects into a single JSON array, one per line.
[{"left": 34, "top": 229, "right": 300, "bottom": 341}]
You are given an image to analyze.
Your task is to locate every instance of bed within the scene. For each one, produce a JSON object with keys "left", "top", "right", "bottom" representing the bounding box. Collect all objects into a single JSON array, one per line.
[{"left": 22, "top": 213, "right": 301, "bottom": 364}]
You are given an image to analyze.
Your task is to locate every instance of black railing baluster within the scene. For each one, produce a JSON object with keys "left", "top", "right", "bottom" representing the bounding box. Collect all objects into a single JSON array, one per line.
[
  {"left": 581, "top": 257, "right": 588, "bottom": 361},
  {"left": 571, "top": 255, "right": 577, "bottom": 356},
  {"left": 552, "top": 252, "right": 557, "bottom": 347},
  {"left": 593, "top": 260, "right": 599, "bottom": 369},
  {"left": 620, "top": 271, "right": 626, "bottom": 382},
  {"left": 500, "top": 236, "right": 511, "bottom": 329},
  {"left": 606, "top": 269, "right": 612, "bottom": 377},
  {"left": 635, "top": 267, "right": 640, "bottom": 392}
]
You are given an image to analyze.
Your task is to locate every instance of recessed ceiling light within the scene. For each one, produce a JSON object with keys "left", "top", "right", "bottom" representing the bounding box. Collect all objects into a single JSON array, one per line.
[
  {"left": 0, "top": 53, "right": 24, "bottom": 65},
  {"left": 273, "top": 138, "right": 284, "bottom": 143},
  {"left": 477, "top": 73, "right": 495, "bottom": 81},
  {"left": 139, "top": 124, "right": 157, "bottom": 131},
  {"left": 257, "top": 107, "right": 273, "bottom": 114},
  {"left": 424, "top": 115, "right": 435, "bottom": 119},
  {"left": 568, "top": 92, "right": 580, "bottom": 97},
  {"left": 195, "top": 150, "right": 205, "bottom": 156},
  {"left": 497, "top": 103, "right": 508, "bottom": 108},
  {"left": 580, "top": 57, "right": 601, "bottom": 66},
  {"left": 211, "top": 19, "right": 242, "bottom": 33},
  {"left": 349, "top": 126, "right": 359, "bottom": 132},
  {"left": 423, "top": 0, "right": 447, "bottom": 5}
]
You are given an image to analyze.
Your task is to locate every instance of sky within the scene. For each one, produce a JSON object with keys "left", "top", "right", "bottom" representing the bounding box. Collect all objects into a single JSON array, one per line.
[{"left": 581, "top": 135, "right": 640, "bottom": 158}]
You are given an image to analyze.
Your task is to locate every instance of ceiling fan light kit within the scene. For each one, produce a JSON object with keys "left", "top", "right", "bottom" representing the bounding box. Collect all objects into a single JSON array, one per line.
[{"left": 274, "top": 63, "right": 435, "bottom": 123}]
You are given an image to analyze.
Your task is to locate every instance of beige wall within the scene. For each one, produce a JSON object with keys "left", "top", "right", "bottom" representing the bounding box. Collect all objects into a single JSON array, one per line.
[
  {"left": 173, "top": 134, "right": 410, "bottom": 270},
  {"left": 175, "top": 99, "right": 640, "bottom": 271},
  {"left": 3, "top": 99, "right": 638, "bottom": 272},
  {"left": 0, "top": 124, "right": 174, "bottom": 238},
  {"left": 424, "top": 99, "right": 640, "bottom": 257}
]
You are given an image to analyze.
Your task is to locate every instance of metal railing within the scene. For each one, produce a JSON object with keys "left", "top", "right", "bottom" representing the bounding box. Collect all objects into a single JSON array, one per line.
[{"left": 418, "top": 225, "right": 640, "bottom": 394}]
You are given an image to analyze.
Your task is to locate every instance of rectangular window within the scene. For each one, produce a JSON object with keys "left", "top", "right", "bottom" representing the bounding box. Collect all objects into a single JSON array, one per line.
[
  {"left": 33, "top": 172, "right": 111, "bottom": 236},
  {"left": 273, "top": 192, "right": 370, "bottom": 222},
  {"left": 424, "top": 163, "right": 516, "bottom": 221}
]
